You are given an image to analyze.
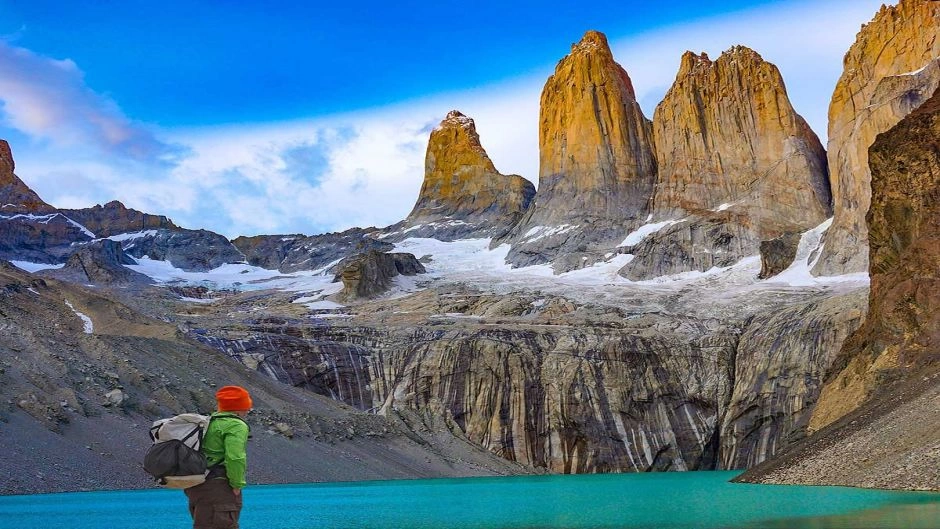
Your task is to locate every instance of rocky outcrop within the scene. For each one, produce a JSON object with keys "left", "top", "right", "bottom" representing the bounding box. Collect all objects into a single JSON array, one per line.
[
  {"left": 811, "top": 85, "right": 940, "bottom": 431},
  {"left": 61, "top": 201, "right": 177, "bottom": 238},
  {"left": 620, "top": 46, "right": 829, "bottom": 281},
  {"left": 502, "top": 30, "right": 657, "bottom": 270},
  {"left": 233, "top": 228, "right": 393, "bottom": 273},
  {"left": 334, "top": 251, "right": 425, "bottom": 301},
  {"left": 813, "top": 0, "right": 940, "bottom": 276},
  {"left": 758, "top": 233, "right": 802, "bottom": 279},
  {"left": 0, "top": 140, "right": 94, "bottom": 263},
  {"left": 119, "top": 229, "right": 245, "bottom": 272},
  {"left": 619, "top": 219, "right": 760, "bottom": 281},
  {"left": 386, "top": 111, "right": 535, "bottom": 241},
  {"left": 42, "top": 240, "right": 152, "bottom": 285}
]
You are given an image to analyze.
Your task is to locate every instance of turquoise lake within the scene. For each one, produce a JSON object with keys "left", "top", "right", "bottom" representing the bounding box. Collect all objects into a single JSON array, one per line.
[{"left": 0, "top": 471, "right": 937, "bottom": 529}]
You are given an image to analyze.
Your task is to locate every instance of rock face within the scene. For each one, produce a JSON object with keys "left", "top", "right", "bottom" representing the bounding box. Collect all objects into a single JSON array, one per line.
[
  {"left": 194, "top": 287, "right": 865, "bottom": 474},
  {"left": 719, "top": 291, "right": 867, "bottom": 468},
  {"left": 813, "top": 0, "right": 940, "bottom": 276},
  {"left": 503, "top": 30, "right": 656, "bottom": 270},
  {"left": 119, "top": 229, "right": 245, "bottom": 272},
  {"left": 0, "top": 140, "right": 94, "bottom": 263},
  {"left": 43, "top": 240, "right": 152, "bottom": 285},
  {"left": 651, "top": 47, "right": 830, "bottom": 234},
  {"left": 233, "top": 228, "right": 393, "bottom": 273},
  {"left": 811, "top": 85, "right": 940, "bottom": 430},
  {"left": 387, "top": 111, "right": 535, "bottom": 241},
  {"left": 334, "top": 251, "right": 425, "bottom": 301},
  {"left": 61, "top": 201, "right": 177, "bottom": 238},
  {"left": 0, "top": 140, "right": 56, "bottom": 215},
  {"left": 620, "top": 46, "right": 829, "bottom": 280}
]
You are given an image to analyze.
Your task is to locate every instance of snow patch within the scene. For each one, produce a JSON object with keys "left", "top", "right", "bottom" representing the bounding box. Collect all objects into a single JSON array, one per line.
[
  {"left": 522, "top": 224, "right": 577, "bottom": 243},
  {"left": 715, "top": 203, "right": 734, "bottom": 212},
  {"left": 620, "top": 220, "right": 682, "bottom": 247},
  {"left": 9, "top": 261, "right": 65, "bottom": 273},
  {"left": 765, "top": 218, "right": 869, "bottom": 286},
  {"left": 64, "top": 300, "right": 93, "bottom": 334},
  {"left": 106, "top": 230, "right": 157, "bottom": 242},
  {"left": 1, "top": 213, "right": 95, "bottom": 238}
]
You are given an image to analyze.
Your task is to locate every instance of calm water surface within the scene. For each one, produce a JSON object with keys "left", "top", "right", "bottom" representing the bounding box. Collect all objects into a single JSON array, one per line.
[{"left": 0, "top": 471, "right": 937, "bottom": 529}]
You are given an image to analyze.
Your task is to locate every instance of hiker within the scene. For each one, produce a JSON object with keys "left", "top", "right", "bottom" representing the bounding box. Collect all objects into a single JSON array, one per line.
[{"left": 185, "top": 385, "right": 252, "bottom": 529}]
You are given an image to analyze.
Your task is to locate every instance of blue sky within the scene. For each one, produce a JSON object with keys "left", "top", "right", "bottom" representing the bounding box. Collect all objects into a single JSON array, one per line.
[
  {"left": 0, "top": 0, "right": 887, "bottom": 237},
  {"left": 1, "top": 1, "right": 780, "bottom": 125}
]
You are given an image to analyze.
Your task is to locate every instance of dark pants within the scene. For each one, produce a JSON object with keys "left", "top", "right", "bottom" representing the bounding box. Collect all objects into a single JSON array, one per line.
[{"left": 185, "top": 478, "right": 242, "bottom": 529}]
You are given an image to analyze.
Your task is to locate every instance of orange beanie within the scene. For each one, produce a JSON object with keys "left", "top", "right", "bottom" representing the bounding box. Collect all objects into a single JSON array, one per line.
[{"left": 216, "top": 385, "right": 253, "bottom": 412}]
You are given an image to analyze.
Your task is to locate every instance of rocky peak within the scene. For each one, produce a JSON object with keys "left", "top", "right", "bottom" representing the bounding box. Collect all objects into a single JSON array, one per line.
[
  {"left": 0, "top": 140, "right": 56, "bottom": 214},
  {"left": 650, "top": 44, "right": 829, "bottom": 236},
  {"left": 0, "top": 140, "right": 14, "bottom": 183},
  {"left": 813, "top": 0, "right": 940, "bottom": 276},
  {"left": 390, "top": 110, "right": 535, "bottom": 241},
  {"left": 502, "top": 29, "right": 657, "bottom": 269},
  {"left": 619, "top": 45, "right": 829, "bottom": 280}
]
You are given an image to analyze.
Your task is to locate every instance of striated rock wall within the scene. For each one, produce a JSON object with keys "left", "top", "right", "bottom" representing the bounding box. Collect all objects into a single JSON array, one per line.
[
  {"left": 194, "top": 288, "right": 865, "bottom": 474},
  {"left": 719, "top": 291, "right": 867, "bottom": 468},
  {"left": 389, "top": 111, "right": 535, "bottom": 241},
  {"left": 814, "top": 0, "right": 940, "bottom": 276},
  {"left": 503, "top": 31, "right": 656, "bottom": 270},
  {"left": 811, "top": 85, "right": 940, "bottom": 430}
]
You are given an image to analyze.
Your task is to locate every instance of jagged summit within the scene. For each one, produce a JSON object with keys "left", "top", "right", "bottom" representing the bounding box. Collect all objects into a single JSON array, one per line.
[
  {"left": 384, "top": 110, "right": 535, "bottom": 241},
  {"left": 437, "top": 109, "right": 475, "bottom": 130},
  {"left": 502, "top": 29, "right": 656, "bottom": 270},
  {"left": 618, "top": 42, "right": 829, "bottom": 280}
]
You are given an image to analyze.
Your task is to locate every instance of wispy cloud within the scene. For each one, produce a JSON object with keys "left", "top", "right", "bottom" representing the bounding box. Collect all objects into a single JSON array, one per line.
[
  {"left": 0, "top": 40, "right": 180, "bottom": 161},
  {"left": 2, "top": 0, "right": 888, "bottom": 239}
]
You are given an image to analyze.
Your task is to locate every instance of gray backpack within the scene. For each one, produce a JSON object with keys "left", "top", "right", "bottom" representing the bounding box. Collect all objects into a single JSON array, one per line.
[{"left": 143, "top": 413, "right": 211, "bottom": 489}]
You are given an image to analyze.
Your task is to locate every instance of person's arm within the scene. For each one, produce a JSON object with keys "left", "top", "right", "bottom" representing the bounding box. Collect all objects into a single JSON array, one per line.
[{"left": 222, "top": 421, "right": 249, "bottom": 490}]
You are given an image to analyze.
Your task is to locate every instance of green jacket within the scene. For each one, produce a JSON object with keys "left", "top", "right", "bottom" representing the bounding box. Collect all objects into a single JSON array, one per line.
[{"left": 202, "top": 412, "right": 249, "bottom": 489}]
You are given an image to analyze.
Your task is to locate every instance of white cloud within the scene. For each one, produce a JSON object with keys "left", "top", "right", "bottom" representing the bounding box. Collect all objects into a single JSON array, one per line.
[
  {"left": 3, "top": 0, "right": 887, "bottom": 238},
  {"left": 0, "top": 40, "right": 178, "bottom": 161}
]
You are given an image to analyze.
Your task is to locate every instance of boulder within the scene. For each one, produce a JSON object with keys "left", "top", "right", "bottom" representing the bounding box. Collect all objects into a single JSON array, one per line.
[
  {"left": 42, "top": 240, "right": 152, "bottom": 285},
  {"left": 334, "top": 251, "right": 426, "bottom": 301},
  {"left": 758, "top": 233, "right": 802, "bottom": 279}
]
